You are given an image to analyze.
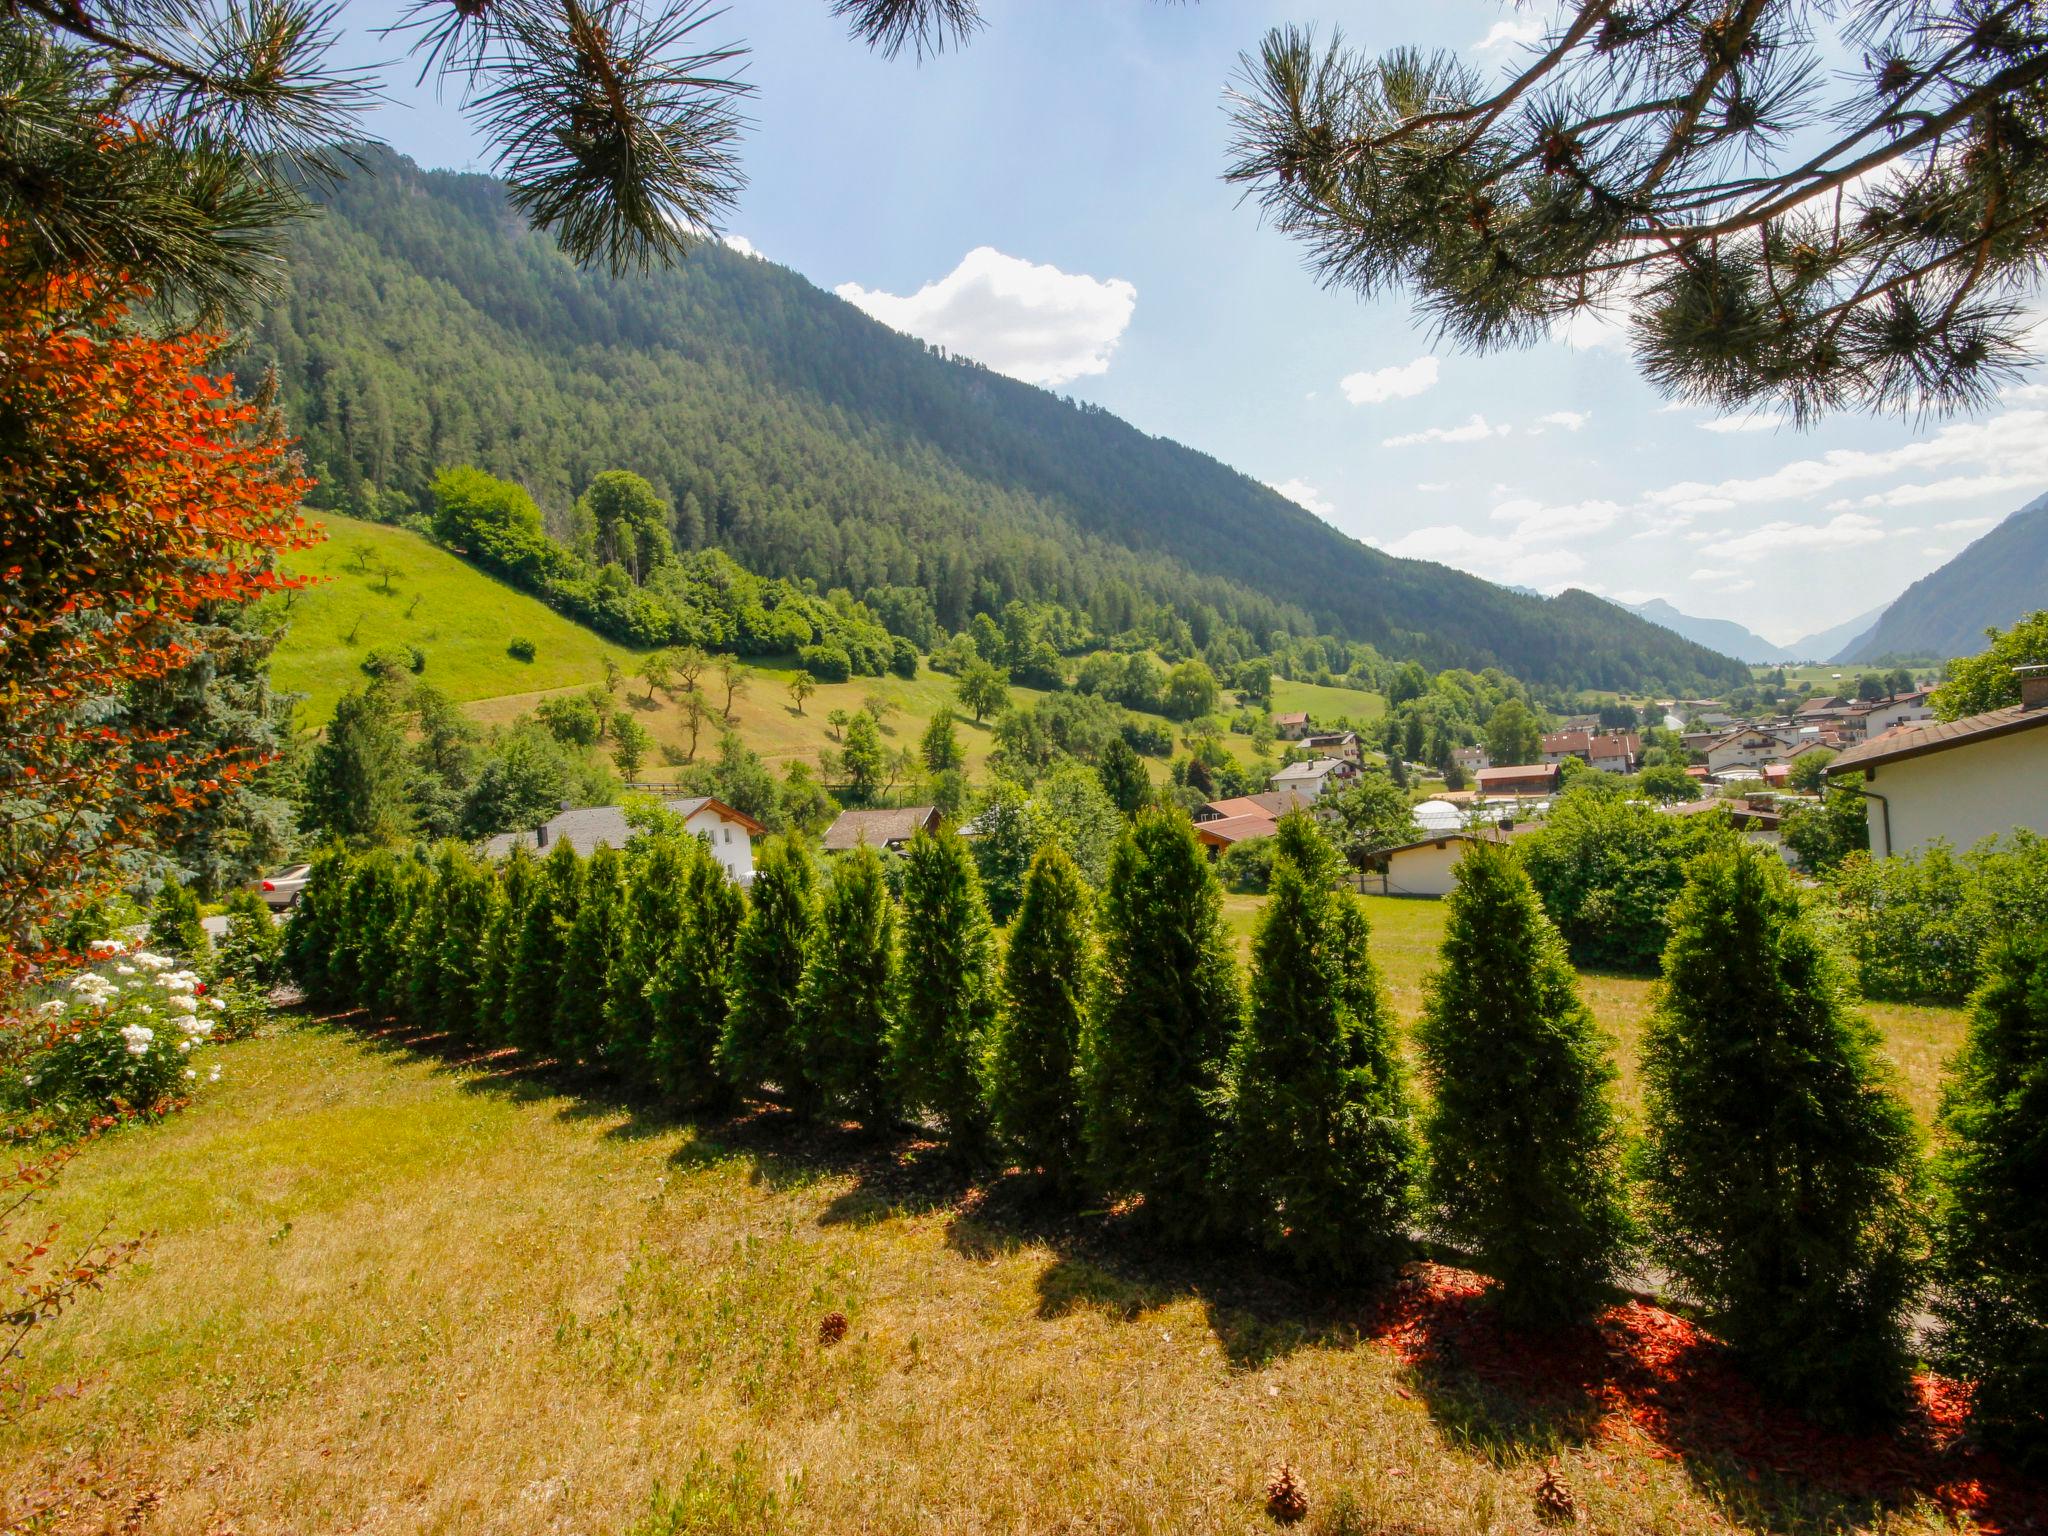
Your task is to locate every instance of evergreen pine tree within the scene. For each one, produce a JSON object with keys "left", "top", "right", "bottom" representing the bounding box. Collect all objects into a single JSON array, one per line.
[
  {"left": 890, "top": 824, "right": 997, "bottom": 1153},
  {"left": 1417, "top": 839, "right": 1632, "bottom": 1327},
  {"left": 282, "top": 844, "right": 352, "bottom": 1004},
  {"left": 719, "top": 836, "right": 818, "bottom": 1110},
  {"left": 509, "top": 840, "right": 582, "bottom": 1056},
  {"left": 334, "top": 852, "right": 399, "bottom": 1013},
  {"left": 477, "top": 846, "right": 538, "bottom": 1044},
  {"left": 983, "top": 843, "right": 1093, "bottom": 1190},
  {"left": 393, "top": 850, "right": 444, "bottom": 1025},
  {"left": 147, "top": 876, "right": 208, "bottom": 960},
  {"left": 556, "top": 842, "right": 627, "bottom": 1066},
  {"left": 413, "top": 843, "right": 493, "bottom": 1044},
  {"left": 1934, "top": 932, "right": 2048, "bottom": 1470},
  {"left": 371, "top": 852, "right": 431, "bottom": 1021},
  {"left": 1640, "top": 843, "right": 1925, "bottom": 1424},
  {"left": 1095, "top": 736, "right": 1150, "bottom": 815},
  {"left": 606, "top": 834, "right": 689, "bottom": 1076},
  {"left": 217, "top": 889, "right": 285, "bottom": 989},
  {"left": 1081, "top": 807, "right": 1243, "bottom": 1237},
  {"left": 647, "top": 835, "right": 746, "bottom": 1106},
  {"left": 1224, "top": 812, "right": 1417, "bottom": 1274},
  {"left": 796, "top": 843, "right": 900, "bottom": 1130}
]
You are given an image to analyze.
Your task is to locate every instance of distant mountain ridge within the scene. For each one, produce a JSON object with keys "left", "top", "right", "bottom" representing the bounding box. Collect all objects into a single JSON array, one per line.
[
  {"left": 1622, "top": 599, "right": 1787, "bottom": 664},
  {"left": 1841, "top": 493, "right": 2048, "bottom": 662},
  {"left": 240, "top": 148, "right": 1749, "bottom": 694}
]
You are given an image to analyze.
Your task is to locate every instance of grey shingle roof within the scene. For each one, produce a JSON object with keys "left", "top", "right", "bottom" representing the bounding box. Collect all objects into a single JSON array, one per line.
[{"left": 1829, "top": 703, "right": 2048, "bottom": 772}]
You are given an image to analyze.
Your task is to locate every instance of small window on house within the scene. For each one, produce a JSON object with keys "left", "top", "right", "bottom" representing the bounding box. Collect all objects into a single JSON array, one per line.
[{"left": 723, "top": 828, "right": 731, "bottom": 844}]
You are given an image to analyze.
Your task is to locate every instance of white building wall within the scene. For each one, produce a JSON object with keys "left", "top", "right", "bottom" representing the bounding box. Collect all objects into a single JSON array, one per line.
[
  {"left": 1369, "top": 840, "right": 1467, "bottom": 898},
  {"left": 1864, "top": 730, "right": 2048, "bottom": 858},
  {"left": 686, "top": 807, "right": 756, "bottom": 884}
]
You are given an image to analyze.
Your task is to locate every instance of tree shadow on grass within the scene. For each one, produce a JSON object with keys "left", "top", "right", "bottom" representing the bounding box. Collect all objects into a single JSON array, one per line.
[{"left": 305, "top": 1004, "right": 2048, "bottom": 1534}]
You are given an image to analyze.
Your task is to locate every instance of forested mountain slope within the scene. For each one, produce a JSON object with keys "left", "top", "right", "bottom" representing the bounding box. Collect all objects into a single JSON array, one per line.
[
  {"left": 1844, "top": 493, "right": 2048, "bottom": 662},
  {"left": 244, "top": 148, "right": 1746, "bottom": 693}
]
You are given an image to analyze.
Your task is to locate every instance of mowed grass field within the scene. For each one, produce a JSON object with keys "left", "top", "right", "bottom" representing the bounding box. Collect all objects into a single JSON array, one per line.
[
  {"left": 1268, "top": 676, "right": 1386, "bottom": 728},
  {"left": 265, "top": 512, "right": 638, "bottom": 723},
  {"left": 8, "top": 898, "right": 1981, "bottom": 1536}
]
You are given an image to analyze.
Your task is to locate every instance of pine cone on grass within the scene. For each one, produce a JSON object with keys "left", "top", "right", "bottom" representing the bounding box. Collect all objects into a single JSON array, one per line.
[
  {"left": 1264, "top": 1464, "right": 1308, "bottom": 1525},
  {"left": 1534, "top": 1464, "right": 1578, "bottom": 1525},
  {"left": 818, "top": 1310, "right": 849, "bottom": 1346}
]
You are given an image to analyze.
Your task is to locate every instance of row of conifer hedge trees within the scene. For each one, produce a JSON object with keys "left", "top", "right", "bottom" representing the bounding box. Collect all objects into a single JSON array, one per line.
[{"left": 283, "top": 806, "right": 2046, "bottom": 1464}]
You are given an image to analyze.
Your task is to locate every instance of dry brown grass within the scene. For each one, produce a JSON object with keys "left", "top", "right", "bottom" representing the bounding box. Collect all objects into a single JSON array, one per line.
[{"left": 4, "top": 981, "right": 1987, "bottom": 1536}]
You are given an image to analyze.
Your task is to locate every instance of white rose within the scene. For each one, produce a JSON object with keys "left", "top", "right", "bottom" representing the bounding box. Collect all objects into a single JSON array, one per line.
[
  {"left": 115, "top": 964, "right": 137, "bottom": 976},
  {"left": 119, "top": 1023, "right": 154, "bottom": 1056},
  {"left": 166, "top": 995, "right": 198, "bottom": 1014}
]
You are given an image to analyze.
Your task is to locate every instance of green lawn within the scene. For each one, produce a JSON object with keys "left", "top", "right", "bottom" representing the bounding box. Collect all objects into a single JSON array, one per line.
[
  {"left": 6, "top": 996, "right": 1981, "bottom": 1536},
  {"left": 1269, "top": 676, "right": 1386, "bottom": 728},
  {"left": 263, "top": 511, "right": 639, "bottom": 724}
]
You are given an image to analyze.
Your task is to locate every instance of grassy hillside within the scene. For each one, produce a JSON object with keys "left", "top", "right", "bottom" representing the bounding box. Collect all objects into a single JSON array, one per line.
[
  {"left": 271, "top": 515, "right": 1267, "bottom": 784},
  {"left": 1269, "top": 676, "right": 1386, "bottom": 729},
  {"left": 10, "top": 916, "right": 1977, "bottom": 1534},
  {"left": 268, "top": 512, "right": 636, "bottom": 722}
]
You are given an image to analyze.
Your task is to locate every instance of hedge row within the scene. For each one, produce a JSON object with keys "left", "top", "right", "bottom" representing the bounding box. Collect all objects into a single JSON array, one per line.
[{"left": 283, "top": 809, "right": 2048, "bottom": 1458}]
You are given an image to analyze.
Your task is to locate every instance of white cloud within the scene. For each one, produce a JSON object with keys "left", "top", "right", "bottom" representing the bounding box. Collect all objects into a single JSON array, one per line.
[
  {"left": 1476, "top": 17, "right": 1544, "bottom": 50},
  {"left": 1340, "top": 356, "right": 1440, "bottom": 405},
  {"left": 1700, "top": 411, "right": 1790, "bottom": 434},
  {"left": 1699, "top": 512, "right": 1890, "bottom": 563},
  {"left": 1828, "top": 475, "right": 2036, "bottom": 511},
  {"left": 1269, "top": 478, "right": 1335, "bottom": 519},
  {"left": 1535, "top": 410, "right": 1589, "bottom": 432},
  {"left": 1382, "top": 414, "right": 1511, "bottom": 448},
  {"left": 1490, "top": 497, "right": 1621, "bottom": 544},
  {"left": 1632, "top": 509, "right": 1696, "bottom": 539},
  {"left": 1550, "top": 305, "right": 1631, "bottom": 352},
  {"left": 1921, "top": 546, "right": 1954, "bottom": 558},
  {"left": 1937, "top": 515, "right": 1999, "bottom": 531},
  {"left": 1646, "top": 409, "right": 2048, "bottom": 511},
  {"left": 1378, "top": 524, "right": 1586, "bottom": 590},
  {"left": 1415, "top": 481, "right": 1450, "bottom": 493},
  {"left": 721, "top": 233, "right": 760, "bottom": 258},
  {"left": 835, "top": 246, "right": 1136, "bottom": 387},
  {"left": 1689, "top": 567, "right": 1737, "bottom": 582},
  {"left": 2000, "top": 381, "right": 2048, "bottom": 402}
]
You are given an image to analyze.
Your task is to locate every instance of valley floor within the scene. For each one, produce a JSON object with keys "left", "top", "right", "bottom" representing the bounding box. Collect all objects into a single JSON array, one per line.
[{"left": 6, "top": 901, "right": 2004, "bottom": 1536}]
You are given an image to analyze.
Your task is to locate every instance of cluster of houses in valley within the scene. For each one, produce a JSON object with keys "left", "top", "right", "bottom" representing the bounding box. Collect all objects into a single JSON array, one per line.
[{"left": 477, "top": 667, "right": 2048, "bottom": 903}]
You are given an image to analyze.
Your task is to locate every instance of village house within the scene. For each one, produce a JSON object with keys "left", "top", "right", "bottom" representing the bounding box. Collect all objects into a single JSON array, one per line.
[
  {"left": 1703, "top": 727, "right": 1797, "bottom": 774},
  {"left": 822, "top": 806, "right": 941, "bottom": 854},
  {"left": 484, "top": 797, "right": 764, "bottom": 884},
  {"left": 1268, "top": 756, "right": 1359, "bottom": 800},
  {"left": 1837, "top": 689, "right": 1937, "bottom": 742},
  {"left": 1193, "top": 814, "right": 1282, "bottom": 855},
  {"left": 1359, "top": 827, "right": 1526, "bottom": 898},
  {"left": 1194, "top": 790, "right": 1317, "bottom": 823},
  {"left": 1540, "top": 730, "right": 1639, "bottom": 774},
  {"left": 1827, "top": 668, "right": 2048, "bottom": 858},
  {"left": 1299, "top": 730, "right": 1361, "bottom": 759},
  {"left": 1452, "top": 743, "right": 1490, "bottom": 774},
  {"left": 1474, "top": 762, "right": 1560, "bottom": 797},
  {"left": 1273, "top": 711, "right": 1312, "bottom": 740}
]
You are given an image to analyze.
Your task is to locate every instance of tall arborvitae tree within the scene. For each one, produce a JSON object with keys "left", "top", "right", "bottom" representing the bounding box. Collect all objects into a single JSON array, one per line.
[
  {"left": 796, "top": 843, "right": 900, "bottom": 1130},
  {"left": 395, "top": 849, "right": 447, "bottom": 1024},
  {"left": 1224, "top": 812, "right": 1417, "bottom": 1275},
  {"left": 607, "top": 834, "right": 690, "bottom": 1076},
  {"left": 371, "top": 851, "right": 431, "bottom": 1021},
  {"left": 719, "top": 836, "right": 819, "bottom": 1111},
  {"left": 510, "top": 840, "right": 582, "bottom": 1056},
  {"left": 1418, "top": 839, "right": 1632, "bottom": 1328},
  {"left": 1935, "top": 932, "right": 2048, "bottom": 1471},
  {"left": 283, "top": 844, "right": 352, "bottom": 1005},
  {"left": 418, "top": 842, "right": 494, "bottom": 1045},
  {"left": 1640, "top": 843, "right": 1925, "bottom": 1425},
  {"left": 556, "top": 842, "right": 627, "bottom": 1067},
  {"left": 984, "top": 843, "right": 1094, "bottom": 1190},
  {"left": 890, "top": 825, "right": 997, "bottom": 1154},
  {"left": 1081, "top": 807, "right": 1244, "bottom": 1238},
  {"left": 647, "top": 836, "right": 745, "bottom": 1107},
  {"left": 478, "top": 845, "right": 537, "bottom": 1045},
  {"left": 335, "top": 851, "right": 401, "bottom": 1014}
]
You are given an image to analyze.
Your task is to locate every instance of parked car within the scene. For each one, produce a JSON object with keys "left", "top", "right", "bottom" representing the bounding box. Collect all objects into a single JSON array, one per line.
[{"left": 252, "top": 863, "right": 313, "bottom": 910}]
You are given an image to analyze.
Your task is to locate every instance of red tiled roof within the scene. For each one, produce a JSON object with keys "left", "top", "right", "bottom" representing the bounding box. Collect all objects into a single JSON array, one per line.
[
  {"left": 1192, "top": 813, "right": 1278, "bottom": 847},
  {"left": 1829, "top": 704, "right": 2048, "bottom": 772}
]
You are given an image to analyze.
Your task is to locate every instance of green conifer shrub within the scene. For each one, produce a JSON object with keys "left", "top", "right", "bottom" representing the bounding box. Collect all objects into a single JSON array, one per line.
[
  {"left": 983, "top": 844, "right": 1094, "bottom": 1189},
  {"left": 334, "top": 852, "right": 400, "bottom": 1013},
  {"left": 555, "top": 842, "right": 627, "bottom": 1065},
  {"left": 509, "top": 840, "right": 582, "bottom": 1055},
  {"left": 282, "top": 844, "right": 352, "bottom": 1004},
  {"left": 647, "top": 836, "right": 745, "bottom": 1106},
  {"left": 1639, "top": 843, "right": 1925, "bottom": 1425},
  {"left": 1081, "top": 807, "right": 1243, "bottom": 1238},
  {"left": 218, "top": 889, "right": 284, "bottom": 989},
  {"left": 147, "top": 875, "right": 209, "bottom": 960},
  {"left": 477, "top": 845, "right": 536, "bottom": 1043},
  {"left": 719, "top": 836, "right": 819, "bottom": 1110},
  {"left": 606, "top": 834, "right": 688, "bottom": 1076},
  {"left": 795, "top": 843, "right": 900, "bottom": 1129},
  {"left": 1934, "top": 932, "right": 2048, "bottom": 1470},
  {"left": 890, "top": 825, "right": 997, "bottom": 1153},
  {"left": 1417, "top": 839, "right": 1633, "bottom": 1327},
  {"left": 1224, "top": 812, "right": 1417, "bottom": 1274},
  {"left": 372, "top": 852, "right": 432, "bottom": 1022},
  {"left": 416, "top": 843, "right": 494, "bottom": 1044}
]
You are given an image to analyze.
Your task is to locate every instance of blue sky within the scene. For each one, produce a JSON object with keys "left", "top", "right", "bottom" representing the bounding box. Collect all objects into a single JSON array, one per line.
[{"left": 335, "top": 0, "right": 2048, "bottom": 647}]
